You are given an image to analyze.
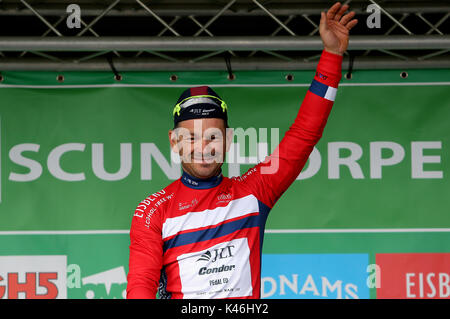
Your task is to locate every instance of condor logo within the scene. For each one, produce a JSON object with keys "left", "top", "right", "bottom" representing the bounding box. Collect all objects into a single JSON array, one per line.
[
  {"left": 198, "top": 264, "right": 236, "bottom": 276},
  {"left": 0, "top": 256, "right": 67, "bottom": 299}
]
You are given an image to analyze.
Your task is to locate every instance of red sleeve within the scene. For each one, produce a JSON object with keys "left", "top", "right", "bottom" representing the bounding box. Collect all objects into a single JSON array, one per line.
[
  {"left": 126, "top": 201, "right": 163, "bottom": 299},
  {"left": 238, "top": 50, "right": 343, "bottom": 208}
]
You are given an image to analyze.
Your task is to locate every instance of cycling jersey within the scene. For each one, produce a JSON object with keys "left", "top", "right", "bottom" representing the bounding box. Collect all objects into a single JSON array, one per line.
[{"left": 127, "top": 50, "right": 343, "bottom": 299}]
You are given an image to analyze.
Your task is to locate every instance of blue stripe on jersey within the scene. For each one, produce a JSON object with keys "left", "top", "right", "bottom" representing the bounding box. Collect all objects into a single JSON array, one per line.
[
  {"left": 309, "top": 79, "right": 329, "bottom": 98},
  {"left": 257, "top": 200, "right": 270, "bottom": 252},
  {"left": 163, "top": 213, "right": 262, "bottom": 252},
  {"left": 309, "top": 79, "right": 337, "bottom": 101}
]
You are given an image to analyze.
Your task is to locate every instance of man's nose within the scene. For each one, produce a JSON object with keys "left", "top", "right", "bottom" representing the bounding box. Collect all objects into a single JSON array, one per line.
[
  {"left": 193, "top": 138, "right": 210, "bottom": 153},
  {"left": 194, "top": 138, "right": 217, "bottom": 156}
]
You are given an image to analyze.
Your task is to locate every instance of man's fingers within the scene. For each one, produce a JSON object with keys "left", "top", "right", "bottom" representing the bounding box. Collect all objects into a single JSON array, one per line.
[
  {"left": 346, "top": 19, "right": 358, "bottom": 31},
  {"left": 334, "top": 4, "right": 349, "bottom": 21},
  {"left": 340, "top": 11, "right": 355, "bottom": 25},
  {"left": 326, "top": 2, "right": 342, "bottom": 20},
  {"left": 320, "top": 11, "right": 327, "bottom": 26},
  {"left": 319, "top": 11, "right": 328, "bottom": 34}
]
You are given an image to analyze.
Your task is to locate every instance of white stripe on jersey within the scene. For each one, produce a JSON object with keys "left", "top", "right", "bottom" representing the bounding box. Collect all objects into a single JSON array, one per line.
[
  {"left": 162, "top": 195, "right": 259, "bottom": 240},
  {"left": 324, "top": 86, "right": 337, "bottom": 101}
]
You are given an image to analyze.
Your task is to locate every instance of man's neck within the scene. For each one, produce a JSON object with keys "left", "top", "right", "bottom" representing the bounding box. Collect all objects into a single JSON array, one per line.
[{"left": 180, "top": 170, "right": 223, "bottom": 189}]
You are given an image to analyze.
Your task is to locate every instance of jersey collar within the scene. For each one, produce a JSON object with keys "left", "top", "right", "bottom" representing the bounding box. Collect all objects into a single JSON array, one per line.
[{"left": 181, "top": 171, "right": 223, "bottom": 190}]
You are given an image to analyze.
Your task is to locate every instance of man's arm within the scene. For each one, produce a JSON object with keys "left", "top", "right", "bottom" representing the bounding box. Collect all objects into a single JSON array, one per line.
[
  {"left": 126, "top": 201, "right": 164, "bottom": 299},
  {"left": 237, "top": 3, "right": 358, "bottom": 208}
]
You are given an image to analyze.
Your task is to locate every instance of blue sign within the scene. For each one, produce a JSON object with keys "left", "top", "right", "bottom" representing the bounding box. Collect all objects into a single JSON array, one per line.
[{"left": 261, "top": 254, "right": 369, "bottom": 299}]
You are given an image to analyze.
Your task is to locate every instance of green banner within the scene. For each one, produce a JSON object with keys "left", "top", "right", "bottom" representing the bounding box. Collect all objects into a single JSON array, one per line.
[{"left": 0, "top": 69, "right": 449, "bottom": 299}]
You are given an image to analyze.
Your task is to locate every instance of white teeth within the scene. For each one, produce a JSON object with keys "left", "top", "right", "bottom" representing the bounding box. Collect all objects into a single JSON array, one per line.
[{"left": 193, "top": 156, "right": 215, "bottom": 159}]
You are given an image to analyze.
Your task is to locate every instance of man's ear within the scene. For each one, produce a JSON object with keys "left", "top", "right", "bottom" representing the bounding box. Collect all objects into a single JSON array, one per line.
[
  {"left": 225, "top": 127, "right": 234, "bottom": 152},
  {"left": 168, "top": 129, "right": 180, "bottom": 154}
]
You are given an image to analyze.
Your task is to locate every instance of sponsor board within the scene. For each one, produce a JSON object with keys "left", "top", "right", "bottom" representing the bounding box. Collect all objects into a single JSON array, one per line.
[
  {"left": 80, "top": 266, "right": 127, "bottom": 299},
  {"left": 261, "top": 254, "right": 369, "bottom": 299},
  {"left": 0, "top": 233, "right": 130, "bottom": 299},
  {"left": 0, "top": 255, "right": 67, "bottom": 299},
  {"left": 0, "top": 255, "right": 127, "bottom": 299},
  {"left": 376, "top": 253, "right": 450, "bottom": 299}
]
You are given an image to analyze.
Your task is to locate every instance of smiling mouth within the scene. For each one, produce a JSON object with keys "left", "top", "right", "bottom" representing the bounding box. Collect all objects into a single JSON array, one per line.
[
  {"left": 192, "top": 157, "right": 215, "bottom": 163},
  {"left": 191, "top": 155, "right": 221, "bottom": 163}
]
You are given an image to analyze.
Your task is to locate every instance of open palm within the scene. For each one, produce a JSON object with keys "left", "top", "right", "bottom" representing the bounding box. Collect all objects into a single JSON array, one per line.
[{"left": 320, "top": 2, "right": 358, "bottom": 55}]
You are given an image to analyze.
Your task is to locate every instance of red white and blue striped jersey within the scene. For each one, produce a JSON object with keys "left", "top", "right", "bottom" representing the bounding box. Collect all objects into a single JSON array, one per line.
[{"left": 127, "top": 50, "right": 343, "bottom": 299}]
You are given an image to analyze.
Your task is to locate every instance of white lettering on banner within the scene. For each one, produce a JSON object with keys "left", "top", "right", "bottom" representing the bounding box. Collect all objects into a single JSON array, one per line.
[
  {"left": 411, "top": 141, "right": 443, "bottom": 179},
  {"left": 439, "top": 273, "right": 450, "bottom": 298},
  {"left": 47, "top": 143, "right": 86, "bottom": 181},
  {"left": 299, "top": 274, "right": 320, "bottom": 296},
  {"left": 92, "top": 143, "right": 132, "bottom": 181},
  {"left": 279, "top": 274, "right": 298, "bottom": 295},
  {"left": 326, "top": 141, "right": 442, "bottom": 180},
  {"left": 140, "top": 143, "right": 181, "bottom": 180},
  {"left": 6, "top": 141, "right": 444, "bottom": 182},
  {"left": 261, "top": 274, "right": 359, "bottom": 299},
  {"left": 328, "top": 142, "right": 365, "bottom": 179},
  {"left": 406, "top": 273, "right": 415, "bottom": 298},
  {"left": 296, "top": 147, "right": 321, "bottom": 180},
  {"left": 322, "top": 277, "right": 343, "bottom": 298},
  {"left": 8, "top": 144, "right": 42, "bottom": 182},
  {"left": 263, "top": 277, "right": 277, "bottom": 297},
  {"left": 405, "top": 272, "right": 450, "bottom": 298},
  {"left": 370, "top": 142, "right": 405, "bottom": 179}
]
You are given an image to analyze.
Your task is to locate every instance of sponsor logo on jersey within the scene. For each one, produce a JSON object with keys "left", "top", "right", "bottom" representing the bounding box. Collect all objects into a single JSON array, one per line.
[
  {"left": 196, "top": 245, "right": 236, "bottom": 275},
  {"left": 315, "top": 71, "right": 328, "bottom": 80},
  {"left": 178, "top": 198, "right": 199, "bottom": 211},
  {"left": 199, "top": 264, "right": 236, "bottom": 276},
  {"left": 196, "top": 245, "right": 235, "bottom": 263},
  {"left": 217, "top": 193, "right": 232, "bottom": 204},
  {"left": 177, "top": 238, "right": 252, "bottom": 298}
]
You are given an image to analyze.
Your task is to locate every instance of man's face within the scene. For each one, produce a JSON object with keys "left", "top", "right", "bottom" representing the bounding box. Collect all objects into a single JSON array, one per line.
[{"left": 169, "top": 118, "right": 232, "bottom": 179}]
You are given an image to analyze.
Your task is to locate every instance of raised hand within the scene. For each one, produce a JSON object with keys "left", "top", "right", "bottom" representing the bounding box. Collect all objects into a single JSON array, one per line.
[{"left": 319, "top": 2, "right": 358, "bottom": 56}]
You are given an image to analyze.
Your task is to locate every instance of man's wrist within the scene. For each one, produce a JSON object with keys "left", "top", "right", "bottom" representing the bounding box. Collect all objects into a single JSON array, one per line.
[
  {"left": 324, "top": 47, "right": 344, "bottom": 56},
  {"left": 316, "top": 49, "right": 343, "bottom": 88}
]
